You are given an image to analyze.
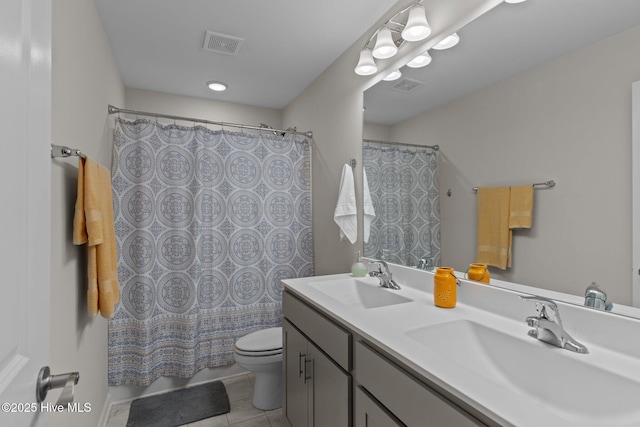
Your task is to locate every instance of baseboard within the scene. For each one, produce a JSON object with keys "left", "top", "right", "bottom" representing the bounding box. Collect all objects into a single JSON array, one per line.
[
  {"left": 108, "top": 364, "right": 249, "bottom": 405},
  {"left": 97, "top": 392, "right": 113, "bottom": 427}
]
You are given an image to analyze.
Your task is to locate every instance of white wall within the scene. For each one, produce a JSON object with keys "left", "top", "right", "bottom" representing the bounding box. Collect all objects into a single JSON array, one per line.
[
  {"left": 51, "top": 0, "right": 125, "bottom": 425},
  {"left": 125, "top": 88, "right": 283, "bottom": 130},
  {"left": 363, "top": 123, "right": 391, "bottom": 141},
  {"left": 390, "top": 24, "right": 640, "bottom": 304}
]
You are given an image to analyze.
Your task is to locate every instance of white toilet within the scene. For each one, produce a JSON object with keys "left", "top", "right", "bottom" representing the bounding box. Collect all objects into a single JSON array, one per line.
[{"left": 233, "top": 327, "right": 283, "bottom": 410}]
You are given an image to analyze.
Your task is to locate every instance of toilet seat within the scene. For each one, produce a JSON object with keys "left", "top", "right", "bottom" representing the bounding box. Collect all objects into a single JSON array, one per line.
[{"left": 234, "top": 327, "right": 282, "bottom": 357}]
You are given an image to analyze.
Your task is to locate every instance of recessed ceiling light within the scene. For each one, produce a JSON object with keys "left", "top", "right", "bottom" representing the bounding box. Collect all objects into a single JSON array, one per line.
[{"left": 206, "top": 81, "right": 228, "bottom": 92}]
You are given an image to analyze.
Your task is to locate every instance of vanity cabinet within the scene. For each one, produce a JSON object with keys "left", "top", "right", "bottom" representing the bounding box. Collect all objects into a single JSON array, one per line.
[
  {"left": 283, "top": 291, "right": 352, "bottom": 427},
  {"left": 283, "top": 286, "right": 490, "bottom": 427},
  {"left": 355, "top": 341, "right": 486, "bottom": 427}
]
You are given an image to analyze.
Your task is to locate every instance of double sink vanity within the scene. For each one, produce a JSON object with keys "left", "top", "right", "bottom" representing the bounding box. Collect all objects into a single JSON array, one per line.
[{"left": 282, "top": 263, "right": 640, "bottom": 426}]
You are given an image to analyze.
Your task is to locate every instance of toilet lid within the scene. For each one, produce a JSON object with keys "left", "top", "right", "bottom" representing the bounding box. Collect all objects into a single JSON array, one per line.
[{"left": 235, "top": 327, "right": 282, "bottom": 353}]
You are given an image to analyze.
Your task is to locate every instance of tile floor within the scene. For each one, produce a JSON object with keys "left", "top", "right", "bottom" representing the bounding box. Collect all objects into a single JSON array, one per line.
[{"left": 105, "top": 374, "right": 283, "bottom": 427}]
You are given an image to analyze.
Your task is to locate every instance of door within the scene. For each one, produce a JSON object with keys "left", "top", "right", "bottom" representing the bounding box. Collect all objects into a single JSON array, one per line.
[
  {"left": 0, "top": 0, "right": 51, "bottom": 426},
  {"left": 633, "top": 81, "right": 640, "bottom": 307}
]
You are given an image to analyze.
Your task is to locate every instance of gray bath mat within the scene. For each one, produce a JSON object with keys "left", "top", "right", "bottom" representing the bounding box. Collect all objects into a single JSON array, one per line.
[{"left": 126, "top": 380, "right": 230, "bottom": 427}]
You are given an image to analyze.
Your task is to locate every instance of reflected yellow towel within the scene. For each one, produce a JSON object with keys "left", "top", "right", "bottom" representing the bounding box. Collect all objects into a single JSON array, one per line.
[
  {"left": 476, "top": 187, "right": 511, "bottom": 270},
  {"left": 73, "top": 157, "right": 119, "bottom": 318},
  {"left": 509, "top": 185, "right": 533, "bottom": 229}
]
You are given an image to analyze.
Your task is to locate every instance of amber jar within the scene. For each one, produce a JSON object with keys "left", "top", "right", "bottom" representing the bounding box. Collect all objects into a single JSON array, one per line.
[
  {"left": 434, "top": 267, "right": 457, "bottom": 308},
  {"left": 467, "top": 263, "right": 490, "bottom": 284}
]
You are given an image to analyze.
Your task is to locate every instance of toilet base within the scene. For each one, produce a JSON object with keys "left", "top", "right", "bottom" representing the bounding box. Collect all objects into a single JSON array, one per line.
[{"left": 251, "top": 369, "right": 282, "bottom": 410}]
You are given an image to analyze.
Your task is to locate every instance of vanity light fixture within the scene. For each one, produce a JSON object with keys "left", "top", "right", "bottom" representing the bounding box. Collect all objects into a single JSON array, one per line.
[
  {"left": 382, "top": 69, "right": 402, "bottom": 81},
  {"left": 406, "top": 51, "right": 432, "bottom": 68},
  {"left": 354, "top": 1, "right": 432, "bottom": 75},
  {"left": 206, "top": 81, "right": 228, "bottom": 92},
  {"left": 432, "top": 32, "right": 460, "bottom": 50},
  {"left": 504, "top": 0, "right": 527, "bottom": 3}
]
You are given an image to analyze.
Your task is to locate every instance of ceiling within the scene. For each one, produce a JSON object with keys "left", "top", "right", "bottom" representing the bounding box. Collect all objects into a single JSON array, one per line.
[
  {"left": 94, "top": 0, "right": 398, "bottom": 110},
  {"left": 95, "top": 1, "right": 640, "bottom": 125}
]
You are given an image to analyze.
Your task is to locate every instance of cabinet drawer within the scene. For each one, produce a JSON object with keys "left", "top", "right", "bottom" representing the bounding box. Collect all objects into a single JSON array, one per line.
[
  {"left": 355, "top": 341, "right": 484, "bottom": 427},
  {"left": 283, "top": 291, "right": 351, "bottom": 371}
]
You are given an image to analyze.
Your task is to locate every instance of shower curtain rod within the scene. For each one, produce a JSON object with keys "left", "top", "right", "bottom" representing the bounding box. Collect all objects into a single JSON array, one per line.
[
  {"left": 107, "top": 105, "right": 313, "bottom": 139},
  {"left": 363, "top": 138, "right": 439, "bottom": 151}
]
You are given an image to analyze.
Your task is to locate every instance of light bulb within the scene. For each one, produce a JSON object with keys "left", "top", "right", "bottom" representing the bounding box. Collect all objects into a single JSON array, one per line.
[
  {"left": 432, "top": 33, "right": 460, "bottom": 50},
  {"left": 372, "top": 27, "right": 398, "bottom": 59},
  {"left": 407, "top": 51, "right": 432, "bottom": 68},
  {"left": 401, "top": 5, "right": 431, "bottom": 42},
  {"left": 382, "top": 69, "right": 402, "bottom": 81},
  {"left": 354, "top": 49, "right": 378, "bottom": 76}
]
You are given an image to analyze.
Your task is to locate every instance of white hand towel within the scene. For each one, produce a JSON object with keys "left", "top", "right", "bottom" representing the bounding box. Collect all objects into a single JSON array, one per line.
[
  {"left": 334, "top": 164, "right": 358, "bottom": 244},
  {"left": 362, "top": 167, "right": 376, "bottom": 243}
]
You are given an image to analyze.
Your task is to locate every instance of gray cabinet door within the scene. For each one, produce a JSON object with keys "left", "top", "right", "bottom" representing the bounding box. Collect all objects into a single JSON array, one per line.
[
  {"left": 284, "top": 319, "right": 351, "bottom": 427},
  {"left": 284, "top": 320, "right": 310, "bottom": 427},
  {"left": 309, "top": 340, "right": 351, "bottom": 427}
]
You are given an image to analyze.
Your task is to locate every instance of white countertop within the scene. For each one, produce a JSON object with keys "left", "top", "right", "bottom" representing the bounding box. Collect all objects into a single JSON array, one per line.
[{"left": 283, "top": 265, "right": 640, "bottom": 427}]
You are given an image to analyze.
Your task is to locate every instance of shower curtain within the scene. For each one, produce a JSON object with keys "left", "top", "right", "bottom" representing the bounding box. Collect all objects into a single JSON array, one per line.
[
  {"left": 363, "top": 143, "right": 440, "bottom": 268},
  {"left": 108, "top": 118, "right": 313, "bottom": 386}
]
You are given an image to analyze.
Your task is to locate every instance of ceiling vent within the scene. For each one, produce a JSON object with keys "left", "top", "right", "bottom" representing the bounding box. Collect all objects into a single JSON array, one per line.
[
  {"left": 202, "top": 31, "right": 244, "bottom": 55},
  {"left": 389, "top": 78, "right": 425, "bottom": 93}
]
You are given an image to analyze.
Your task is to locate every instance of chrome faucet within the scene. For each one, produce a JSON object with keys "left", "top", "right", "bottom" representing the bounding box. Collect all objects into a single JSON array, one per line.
[
  {"left": 416, "top": 258, "right": 434, "bottom": 271},
  {"left": 584, "top": 282, "right": 613, "bottom": 311},
  {"left": 369, "top": 260, "right": 401, "bottom": 290},
  {"left": 520, "top": 295, "right": 588, "bottom": 354}
]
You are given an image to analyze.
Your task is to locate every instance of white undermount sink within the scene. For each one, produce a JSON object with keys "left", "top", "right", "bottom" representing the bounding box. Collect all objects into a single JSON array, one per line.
[
  {"left": 307, "top": 277, "right": 412, "bottom": 309},
  {"left": 405, "top": 319, "right": 640, "bottom": 424}
]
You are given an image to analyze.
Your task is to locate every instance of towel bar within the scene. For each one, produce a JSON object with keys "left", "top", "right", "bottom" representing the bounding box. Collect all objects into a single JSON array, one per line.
[
  {"left": 51, "top": 144, "right": 86, "bottom": 159},
  {"left": 472, "top": 180, "right": 555, "bottom": 192}
]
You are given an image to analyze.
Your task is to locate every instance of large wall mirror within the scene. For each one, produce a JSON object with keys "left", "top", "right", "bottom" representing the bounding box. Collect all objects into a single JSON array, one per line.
[{"left": 362, "top": 0, "right": 640, "bottom": 313}]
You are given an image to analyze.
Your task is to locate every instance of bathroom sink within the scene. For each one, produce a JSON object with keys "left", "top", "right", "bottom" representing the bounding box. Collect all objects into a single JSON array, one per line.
[
  {"left": 307, "top": 277, "right": 412, "bottom": 309},
  {"left": 405, "top": 320, "right": 640, "bottom": 423}
]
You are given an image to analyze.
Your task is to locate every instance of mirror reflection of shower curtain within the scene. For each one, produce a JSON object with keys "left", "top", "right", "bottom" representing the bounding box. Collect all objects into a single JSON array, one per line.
[
  {"left": 108, "top": 119, "right": 313, "bottom": 386},
  {"left": 363, "top": 143, "right": 440, "bottom": 267}
]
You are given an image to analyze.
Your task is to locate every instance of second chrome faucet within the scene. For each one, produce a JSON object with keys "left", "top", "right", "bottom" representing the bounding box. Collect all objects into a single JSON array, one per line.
[
  {"left": 369, "top": 260, "right": 401, "bottom": 290},
  {"left": 520, "top": 295, "right": 588, "bottom": 354}
]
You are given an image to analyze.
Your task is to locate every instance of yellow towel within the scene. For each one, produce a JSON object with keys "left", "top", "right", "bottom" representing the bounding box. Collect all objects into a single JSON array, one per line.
[
  {"left": 73, "top": 157, "right": 119, "bottom": 318},
  {"left": 509, "top": 185, "right": 533, "bottom": 229},
  {"left": 476, "top": 187, "right": 511, "bottom": 270}
]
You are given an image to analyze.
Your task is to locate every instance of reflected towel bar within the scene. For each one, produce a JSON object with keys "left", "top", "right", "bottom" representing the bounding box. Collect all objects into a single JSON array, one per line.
[
  {"left": 51, "top": 144, "right": 86, "bottom": 159},
  {"left": 472, "top": 180, "right": 556, "bottom": 192}
]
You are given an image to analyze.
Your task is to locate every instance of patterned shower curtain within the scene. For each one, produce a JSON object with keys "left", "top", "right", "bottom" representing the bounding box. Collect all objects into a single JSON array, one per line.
[
  {"left": 108, "top": 119, "right": 313, "bottom": 386},
  {"left": 363, "top": 143, "right": 440, "bottom": 268}
]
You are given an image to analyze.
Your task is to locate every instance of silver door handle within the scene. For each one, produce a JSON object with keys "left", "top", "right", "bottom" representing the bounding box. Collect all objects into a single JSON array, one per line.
[{"left": 36, "top": 366, "right": 79, "bottom": 404}]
